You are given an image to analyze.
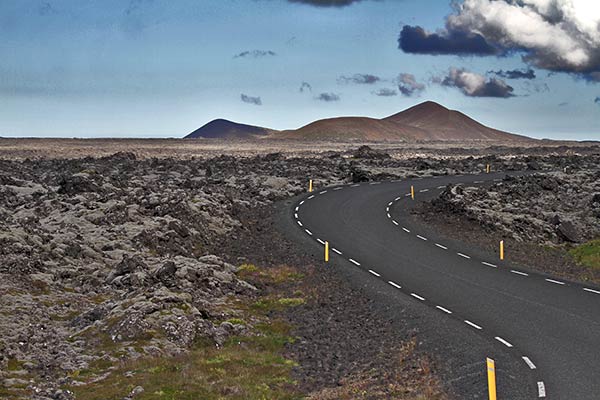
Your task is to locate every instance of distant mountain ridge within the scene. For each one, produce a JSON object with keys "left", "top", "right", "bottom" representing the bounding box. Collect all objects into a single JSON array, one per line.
[
  {"left": 185, "top": 119, "right": 273, "bottom": 139},
  {"left": 185, "top": 101, "right": 533, "bottom": 142}
]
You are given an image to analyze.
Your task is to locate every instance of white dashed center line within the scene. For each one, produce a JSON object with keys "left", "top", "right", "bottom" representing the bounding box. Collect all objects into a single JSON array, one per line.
[
  {"left": 495, "top": 337, "right": 513, "bottom": 347},
  {"left": 457, "top": 252, "right": 471, "bottom": 259},
  {"left": 351, "top": 184, "right": 360, "bottom": 187},
  {"left": 308, "top": 195, "right": 315, "bottom": 199},
  {"left": 368, "top": 269, "right": 381, "bottom": 277},
  {"left": 295, "top": 206, "right": 299, "bottom": 212},
  {"left": 319, "top": 190, "right": 327, "bottom": 195},
  {"left": 420, "top": 189, "right": 429, "bottom": 193},
  {"left": 392, "top": 220, "right": 399, "bottom": 226},
  {"left": 522, "top": 356, "right": 537, "bottom": 369},
  {"left": 402, "top": 227, "right": 411, "bottom": 233},
  {"left": 299, "top": 200, "right": 305, "bottom": 205},
  {"left": 511, "top": 270, "right": 529, "bottom": 276},
  {"left": 464, "top": 320, "right": 482, "bottom": 330},
  {"left": 333, "top": 187, "right": 342, "bottom": 191},
  {"left": 388, "top": 201, "right": 393, "bottom": 206},
  {"left": 482, "top": 261, "right": 497, "bottom": 268},
  {"left": 332, "top": 248, "right": 342, "bottom": 255},
  {"left": 297, "top": 221, "right": 303, "bottom": 227},
  {"left": 435, "top": 243, "right": 448, "bottom": 250},
  {"left": 436, "top": 306, "right": 452, "bottom": 314},
  {"left": 316, "top": 238, "right": 325, "bottom": 245},
  {"left": 583, "top": 288, "right": 600, "bottom": 295},
  {"left": 437, "top": 185, "right": 445, "bottom": 189},
  {"left": 395, "top": 197, "right": 401, "bottom": 201},
  {"left": 411, "top": 293, "right": 426, "bottom": 301},
  {"left": 388, "top": 281, "right": 402, "bottom": 289},
  {"left": 417, "top": 235, "right": 428, "bottom": 241},
  {"left": 349, "top": 259, "right": 360, "bottom": 266},
  {"left": 305, "top": 229, "right": 313, "bottom": 236},
  {"left": 538, "top": 382, "right": 546, "bottom": 398},
  {"left": 545, "top": 278, "right": 565, "bottom": 285}
]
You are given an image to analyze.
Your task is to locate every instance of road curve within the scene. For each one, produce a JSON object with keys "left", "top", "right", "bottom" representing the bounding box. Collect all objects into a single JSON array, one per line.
[{"left": 291, "top": 172, "right": 600, "bottom": 400}]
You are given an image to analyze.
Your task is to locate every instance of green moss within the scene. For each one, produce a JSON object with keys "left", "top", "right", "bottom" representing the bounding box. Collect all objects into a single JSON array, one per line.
[
  {"left": 277, "top": 298, "right": 305, "bottom": 307},
  {"left": 569, "top": 239, "right": 600, "bottom": 270},
  {"left": 224, "top": 318, "right": 246, "bottom": 326},
  {"left": 6, "top": 358, "right": 25, "bottom": 371}
]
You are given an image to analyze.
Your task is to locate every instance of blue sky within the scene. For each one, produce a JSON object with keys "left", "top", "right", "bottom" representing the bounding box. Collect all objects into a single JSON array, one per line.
[{"left": 0, "top": 0, "right": 598, "bottom": 140}]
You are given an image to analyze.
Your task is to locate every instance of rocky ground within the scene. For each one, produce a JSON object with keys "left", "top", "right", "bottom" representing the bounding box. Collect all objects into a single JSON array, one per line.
[{"left": 0, "top": 142, "right": 598, "bottom": 399}]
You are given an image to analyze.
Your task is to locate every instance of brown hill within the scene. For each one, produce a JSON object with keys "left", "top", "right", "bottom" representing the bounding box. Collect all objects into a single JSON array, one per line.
[
  {"left": 275, "top": 101, "right": 530, "bottom": 142},
  {"left": 185, "top": 119, "right": 275, "bottom": 139},
  {"left": 185, "top": 101, "right": 533, "bottom": 142},
  {"left": 383, "top": 101, "right": 528, "bottom": 141}
]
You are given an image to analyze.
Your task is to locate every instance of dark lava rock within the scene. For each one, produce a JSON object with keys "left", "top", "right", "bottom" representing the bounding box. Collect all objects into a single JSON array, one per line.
[
  {"left": 115, "top": 254, "right": 148, "bottom": 276},
  {"left": 556, "top": 220, "right": 580, "bottom": 243},
  {"left": 352, "top": 145, "right": 390, "bottom": 160},
  {"left": 154, "top": 261, "right": 177, "bottom": 285},
  {"left": 591, "top": 193, "right": 600, "bottom": 207},
  {"left": 350, "top": 165, "right": 371, "bottom": 183}
]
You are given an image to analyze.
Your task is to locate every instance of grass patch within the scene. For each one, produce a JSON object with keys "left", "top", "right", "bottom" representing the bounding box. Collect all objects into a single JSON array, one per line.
[
  {"left": 569, "top": 239, "right": 600, "bottom": 270},
  {"left": 67, "top": 321, "right": 301, "bottom": 400},
  {"left": 237, "top": 264, "right": 304, "bottom": 285}
]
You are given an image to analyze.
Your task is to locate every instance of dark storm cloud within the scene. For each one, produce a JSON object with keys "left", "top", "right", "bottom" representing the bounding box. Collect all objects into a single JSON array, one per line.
[
  {"left": 490, "top": 69, "right": 536, "bottom": 80},
  {"left": 441, "top": 68, "right": 514, "bottom": 98},
  {"left": 287, "top": 0, "right": 365, "bottom": 7},
  {"left": 299, "top": 82, "right": 312, "bottom": 92},
  {"left": 234, "top": 50, "right": 277, "bottom": 59},
  {"left": 241, "top": 94, "right": 262, "bottom": 105},
  {"left": 401, "top": 1, "right": 600, "bottom": 81},
  {"left": 397, "top": 73, "right": 425, "bottom": 97},
  {"left": 316, "top": 92, "right": 340, "bottom": 102},
  {"left": 338, "top": 73, "right": 381, "bottom": 85},
  {"left": 595, "top": 97, "right": 600, "bottom": 105},
  {"left": 373, "top": 88, "right": 397, "bottom": 97},
  {"left": 398, "top": 25, "right": 498, "bottom": 56}
]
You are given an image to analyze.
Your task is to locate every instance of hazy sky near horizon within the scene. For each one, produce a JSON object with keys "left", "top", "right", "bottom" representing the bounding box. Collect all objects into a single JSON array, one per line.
[{"left": 1, "top": 0, "right": 599, "bottom": 140}]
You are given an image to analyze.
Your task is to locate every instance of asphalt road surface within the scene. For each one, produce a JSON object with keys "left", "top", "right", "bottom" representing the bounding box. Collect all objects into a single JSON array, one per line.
[{"left": 289, "top": 172, "right": 600, "bottom": 399}]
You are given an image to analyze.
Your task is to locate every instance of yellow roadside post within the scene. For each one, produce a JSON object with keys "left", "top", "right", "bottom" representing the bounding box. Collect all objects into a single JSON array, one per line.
[
  {"left": 500, "top": 240, "right": 504, "bottom": 261},
  {"left": 309, "top": 179, "right": 313, "bottom": 193},
  {"left": 325, "top": 241, "right": 329, "bottom": 262},
  {"left": 411, "top": 185, "right": 415, "bottom": 200},
  {"left": 487, "top": 164, "right": 491, "bottom": 174},
  {"left": 487, "top": 358, "right": 497, "bottom": 400}
]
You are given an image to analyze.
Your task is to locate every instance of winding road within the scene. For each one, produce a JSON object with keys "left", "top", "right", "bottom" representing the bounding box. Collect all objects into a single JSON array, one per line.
[{"left": 290, "top": 172, "right": 600, "bottom": 399}]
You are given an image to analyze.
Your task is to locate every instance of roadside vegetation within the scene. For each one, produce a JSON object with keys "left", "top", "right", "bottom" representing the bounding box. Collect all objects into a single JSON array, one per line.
[
  {"left": 66, "top": 264, "right": 306, "bottom": 400},
  {"left": 569, "top": 239, "right": 600, "bottom": 271}
]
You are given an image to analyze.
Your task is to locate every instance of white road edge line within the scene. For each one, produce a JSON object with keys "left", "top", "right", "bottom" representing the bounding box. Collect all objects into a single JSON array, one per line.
[
  {"left": 545, "top": 278, "right": 565, "bottom": 285},
  {"left": 437, "top": 185, "right": 445, "bottom": 189},
  {"left": 386, "top": 207, "right": 390, "bottom": 212},
  {"left": 295, "top": 206, "right": 299, "bottom": 212},
  {"left": 411, "top": 293, "right": 426, "bottom": 301},
  {"left": 457, "top": 252, "right": 471, "bottom": 259},
  {"left": 316, "top": 238, "right": 325, "bottom": 245},
  {"left": 436, "top": 306, "right": 452, "bottom": 314},
  {"left": 495, "top": 337, "right": 513, "bottom": 347},
  {"left": 297, "top": 221, "right": 303, "bottom": 227},
  {"left": 368, "top": 269, "right": 381, "bottom": 277},
  {"left": 482, "top": 261, "right": 497, "bottom": 268},
  {"left": 538, "top": 381, "right": 546, "bottom": 398},
  {"left": 349, "top": 259, "right": 360, "bottom": 266},
  {"left": 435, "top": 243, "right": 448, "bottom": 250},
  {"left": 583, "top": 287, "right": 600, "bottom": 295},
  {"left": 387, "top": 213, "right": 391, "bottom": 219},
  {"left": 402, "top": 227, "right": 410, "bottom": 233},
  {"left": 464, "top": 320, "right": 482, "bottom": 330},
  {"left": 388, "top": 281, "right": 401, "bottom": 289},
  {"left": 319, "top": 190, "right": 327, "bottom": 195},
  {"left": 417, "top": 235, "right": 428, "bottom": 241},
  {"left": 308, "top": 195, "right": 315, "bottom": 199},
  {"left": 420, "top": 189, "right": 429, "bottom": 193},
  {"left": 299, "top": 200, "right": 305, "bottom": 205},
  {"left": 332, "top": 248, "right": 342, "bottom": 255},
  {"left": 511, "top": 270, "right": 529, "bottom": 276},
  {"left": 305, "top": 229, "right": 312, "bottom": 236},
  {"left": 388, "top": 201, "right": 393, "bottom": 206},
  {"left": 351, "top": 184, "right": 360, "bottom": 187},
  {"left": 392, "top": 220, "right": 399, "bottom": 226},
  {"left": 522, "top": 356, "right": 537, "bottom": 369},
  {"left": 395, "top": 197, "right": 401, "bottom": 201}
]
